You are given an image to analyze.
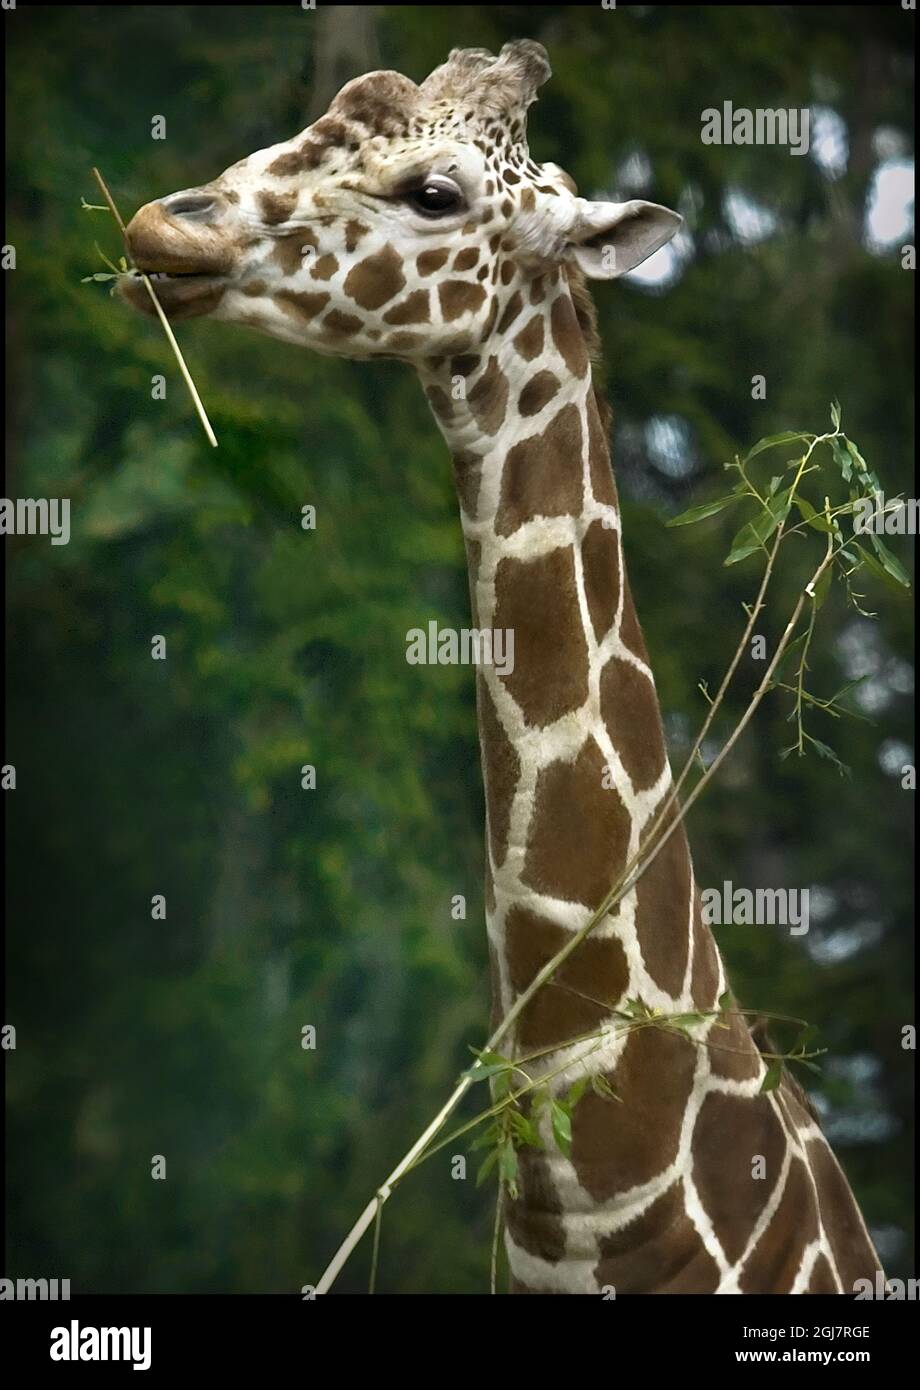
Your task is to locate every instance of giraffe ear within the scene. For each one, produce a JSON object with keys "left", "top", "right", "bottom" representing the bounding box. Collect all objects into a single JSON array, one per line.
[{"left": 567, "top": 199, "right": 682, "bottom": 280}]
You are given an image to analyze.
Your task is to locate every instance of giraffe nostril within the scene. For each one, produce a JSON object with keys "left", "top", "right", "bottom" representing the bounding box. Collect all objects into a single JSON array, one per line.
[{"left": 162, "top": 192, "right": 218, "bottom": 220}]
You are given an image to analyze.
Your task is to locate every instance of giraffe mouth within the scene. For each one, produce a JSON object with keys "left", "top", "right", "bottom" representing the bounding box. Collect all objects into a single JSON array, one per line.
[{"left": 118, "top": 265, "right": 228, "bottom": 320}]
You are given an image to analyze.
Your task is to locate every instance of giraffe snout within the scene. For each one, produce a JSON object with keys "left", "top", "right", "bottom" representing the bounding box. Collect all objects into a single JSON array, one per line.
[
  {"left": 119, "top": 189, "right": 235, "bottom": 320},
  {"left": 124, "top": 190, "right": 235, "bottom": 276}
]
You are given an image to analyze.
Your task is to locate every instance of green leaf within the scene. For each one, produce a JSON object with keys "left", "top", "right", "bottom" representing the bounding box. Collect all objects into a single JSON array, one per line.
[
  {"left": 591, "top": 1074, "right": 620, "bottom": 1103},
  {"left": 498, "top": 1140, "right": 519, "bottom": 1198},
  {"left": 666, "top": 1011, "right": 712, "bottom": 1032},
  {"left": 845, "top": 438, "right": 871, "bottom": 479},
  {"left": 868, "top": 534, "right": 911, "bottom": 588},
  {"left": 770, "top": 629, "right": 809, "bottom": 681},
  {"left": 744, "top": 431, "right": 811, "bottom": 462},
  {"left": 469, "top": 1122, "right": 501, "bottom": 1153},
  {"left": 475, "top": 1147, "right": 500, "bottom": 1187},
  {"left": 459, "top": 1060, "right": 511, "bottom": 1083},
  {"left": 760, "top": 1060, "right": 784, "bottom": 1093},
  {"left": 717, "top": 990, "right": 734, "bottom": 1012},
  {"left": 529, "top": 1086, "right": 549, "bottom": 1117},
  {"left": 566, "top": 1076, "right": 591, "bottom": 1110},
  {"left": 550, "top": 1102, "right": 572, "bottom": 1157},
  {"left": 725, "top": 488, "right": 792, "bottom": 565},
  {"left": 666, "top": 493, "right": 745, "bottom": 528},
  {"left": 830, "top": 437, "right": 852, "bottom": 482},
  {"left": 621, "top": 997, "right": 654, "bottom": 1020},
  {"left": 852, "top": 543, "right": 909, "bottom": 594},
  {"left": 793, "top": 1023, "right": 819, "bottom": 1051},
  {"left": 507, "top": 1110, "right": 543, "bottom": 1149},
  {"left": 808, "top": 737, "right": 851, "bottom": 778},
  {"left": 469, "top": 1047, "right": 511, "bottom": 1066},
  {"left": 792, "top": 496, "right": 832, "bottom": 533},
  {"left": 830, "top": 400, "right": 841, "bottom": 430}
]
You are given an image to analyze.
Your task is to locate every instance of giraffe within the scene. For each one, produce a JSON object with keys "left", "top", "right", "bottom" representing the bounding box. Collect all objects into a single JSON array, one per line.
[{"left": 119, "top": 39, "right": 884, "bottom": 1295}]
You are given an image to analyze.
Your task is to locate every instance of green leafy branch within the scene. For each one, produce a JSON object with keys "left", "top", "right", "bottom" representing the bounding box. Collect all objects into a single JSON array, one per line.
[
  {"left": 314, "top": 404, "right": 906, "bottom": 1295},
  {"left": 667, "top": 404, "right": 909, "bottom": 776}
]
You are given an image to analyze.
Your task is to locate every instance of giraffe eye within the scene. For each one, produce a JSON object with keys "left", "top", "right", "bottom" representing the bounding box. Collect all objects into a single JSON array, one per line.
[{"left": 404, "top": 178, "right": 464, "bottom": 217}]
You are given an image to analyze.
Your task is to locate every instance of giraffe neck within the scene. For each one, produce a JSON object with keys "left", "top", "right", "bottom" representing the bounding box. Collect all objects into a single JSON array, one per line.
[
  {"left": 416, "top": 269, "right": 881, "bottom": 1295},
  {"left": 419, "top": 267, "right": 712, "bottom": 1039}
]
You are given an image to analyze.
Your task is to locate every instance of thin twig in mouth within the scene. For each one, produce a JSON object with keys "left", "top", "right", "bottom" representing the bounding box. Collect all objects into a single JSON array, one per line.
[{"left": 91, "top": 166, "right": 218, "bottom": 449}]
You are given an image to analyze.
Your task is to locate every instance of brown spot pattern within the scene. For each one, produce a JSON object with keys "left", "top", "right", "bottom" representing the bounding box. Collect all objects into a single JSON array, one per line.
[
  {"left": 310, "top": 253, "right": 339, "bottom": 281},
  {"left": 707, "top": 1010, "right": 761, "bottom": 1081},
  {"left": 344, "top": 245, "right": 405, "bottom": 309},
  {"left": 382, "top": 290, "right": 430, "bottom": 324},
  {"left": 453, "top": 247, "right": 479, "bottom": 271},
  {"left": 806, "top": 1138, "right": 881, "bottom": 1287},
  {"left": 518, "top": 370, "right": 559, "bottom": 417},
  {"left": 599, "top": 657, "right": 665, "bottom": 791},
  {"left": 495, "top": 404, "right": 583, "bottom": 537},
  {"left": 272, "top": 230, "right": 319, "bottom": 276},
  {"left": 322, "top": 309, "right": 362, "bottom": 335},
  {"left": 633, "top": 804, "right": 691, "bottom": 996},
  {"left": 740, "top": 1158, "right": 819, "bottom": 1292},
  {"left": 619, "top": 578, "right": 650, "bottom": 662},
  {"left": 505, "top": 907, "right": 629, "bottom": 1050},
  {"left": 494, "top": 547, "right": 590, "bottom": 728},
  {"left": 258, "top": 190, "right": 297, "bottom": 225},
  {"left": 477, "top": 678, "right": 520, "bottom": 868},
  {"left": 505, "top": 1148, "right": 566, "bottom": 1265},
  {"left": 275, "top": 289, "right": 330, "bottom": 322},
  {"left": 595, "top": 1181, "right": 721, "bottom": 1292},
  {"left": 522, "top": 738, "right": 631, "bottom": 906},
  {"left": 580, "top": 520, "right": 620, "bottom": 642},
  {"left": 453, "top": 450, "right": 482, "bottom": 518},
  {"left": 513, "top": 314, "right": 544, "bottom": 361},
  {"left": 807, "top": 1253, "right": 839, "bottom": 1293},
  {"left": 572, "top": 1028, "right": 697, "bottom": 1199},
  {"left": 417, "top": 249, "right": 449, "bottom": 275},
  {"left": 692, "top": 1091, "right": 787, "bottom": 1262},
  {"left": 690, "top": 899, "right": 721, "bottom": 1009},
  {"left": 344, "top": 219, "right": 369, "bottom": 252},
  {"left": 496, "top": 291, "right": 523, "bottom": 335},
  {"left": 439, "top": 280, "right": 487, "bottom": 321},
  {"left": 467, "top": 356, "right": 509, "bottom": 436}
]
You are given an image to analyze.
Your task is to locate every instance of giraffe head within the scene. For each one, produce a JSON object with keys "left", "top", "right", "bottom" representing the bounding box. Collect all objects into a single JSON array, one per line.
[{"left": 120, "top": 41, "right": 680, "bottom": 360}]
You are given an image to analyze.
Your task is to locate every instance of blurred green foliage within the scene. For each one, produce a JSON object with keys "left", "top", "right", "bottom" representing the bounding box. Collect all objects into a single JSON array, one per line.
[{"left": 6, "top": 5, "right": 913, "bottom": 1292}]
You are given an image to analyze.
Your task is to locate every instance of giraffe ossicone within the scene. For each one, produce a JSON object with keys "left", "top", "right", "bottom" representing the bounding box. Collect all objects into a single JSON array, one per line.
[{"left": 121, "top": 38, "right": 883, "bottom": 1296}]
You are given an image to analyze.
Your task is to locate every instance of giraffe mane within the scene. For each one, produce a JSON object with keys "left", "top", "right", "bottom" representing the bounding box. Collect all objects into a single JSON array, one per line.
[{"left": 565, "top": 262, "right": 613, "bottom": 440}]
